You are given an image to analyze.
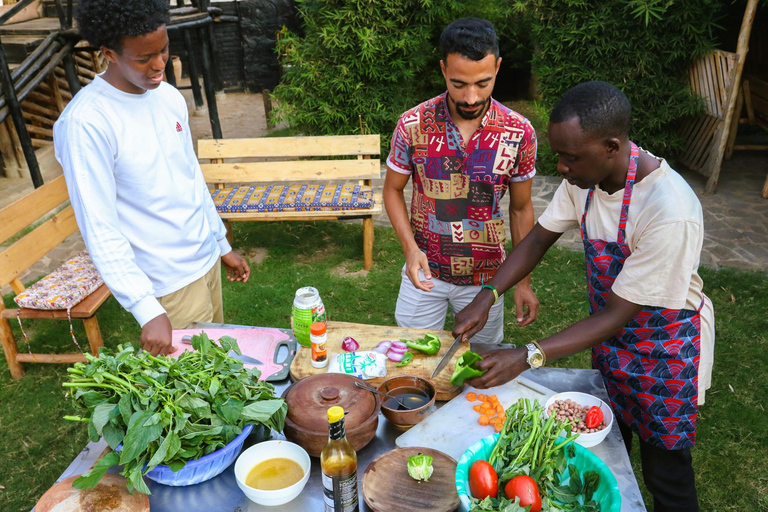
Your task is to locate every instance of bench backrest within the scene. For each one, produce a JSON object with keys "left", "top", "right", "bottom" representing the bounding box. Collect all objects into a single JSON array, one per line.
[
  {"left": 0, "top": 175, "right": 76, "bottom": 293},
  {"left": 198, "top": 134, "right": 381, "bottom": 185}
]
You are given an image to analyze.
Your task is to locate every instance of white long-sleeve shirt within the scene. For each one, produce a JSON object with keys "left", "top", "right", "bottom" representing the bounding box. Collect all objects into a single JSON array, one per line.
[{"left": 53, "top": 75, "right": 231, "bottom": 327}]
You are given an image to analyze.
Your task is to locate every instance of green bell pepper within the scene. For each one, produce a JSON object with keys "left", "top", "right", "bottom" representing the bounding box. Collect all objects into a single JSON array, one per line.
[
  {"left": 450, "top": 351, "right": 485, "bottom": 387},
  {"left": 402, "top": 333, "right": 441, "bottom": 355}
]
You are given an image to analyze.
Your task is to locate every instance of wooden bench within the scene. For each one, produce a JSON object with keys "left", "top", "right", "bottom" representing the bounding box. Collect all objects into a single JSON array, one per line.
[
  {"left": 198, "top": 134, "right": 382, "bottom": 270},
  {"left": 0, "top": 175, "right": 111, "bottom": 379}
]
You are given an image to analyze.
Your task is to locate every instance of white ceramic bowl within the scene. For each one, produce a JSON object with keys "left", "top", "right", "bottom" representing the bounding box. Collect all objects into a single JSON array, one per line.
[
  {"left": 545, "top": 392, "right": 614, "bottom": 448},
  {"left": 234, "top": 440, "right": 311, "bottom": 506}
]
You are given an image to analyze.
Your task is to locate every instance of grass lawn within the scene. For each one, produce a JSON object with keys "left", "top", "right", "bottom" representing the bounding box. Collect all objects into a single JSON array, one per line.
[{"left": 2, "top": 221, "right": 766, "bottom": 511}]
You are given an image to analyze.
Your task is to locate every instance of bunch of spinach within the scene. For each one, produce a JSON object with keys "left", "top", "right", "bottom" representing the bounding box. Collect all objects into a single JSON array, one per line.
[
  {"left": 470, "top": 399, "right": 602, "bottom": 511},
  {"left": 63, "top": 333, "right": 287, "bottom": 494}
]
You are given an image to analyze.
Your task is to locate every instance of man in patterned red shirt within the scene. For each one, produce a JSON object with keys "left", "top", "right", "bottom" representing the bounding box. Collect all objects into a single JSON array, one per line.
[{"left": 383, "top": 18, "right": 539, "bottom": 344}]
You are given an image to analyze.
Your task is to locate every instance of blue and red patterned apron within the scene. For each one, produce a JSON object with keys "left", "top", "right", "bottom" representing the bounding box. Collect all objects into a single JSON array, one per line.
[{"left": 582, "top": 142, "right": 702, "bottom": 450}]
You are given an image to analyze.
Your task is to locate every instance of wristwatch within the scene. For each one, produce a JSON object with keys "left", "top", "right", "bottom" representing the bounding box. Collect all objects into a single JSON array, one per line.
[{"left": 525, "top": 342, "right": 545, "bottom": 369}]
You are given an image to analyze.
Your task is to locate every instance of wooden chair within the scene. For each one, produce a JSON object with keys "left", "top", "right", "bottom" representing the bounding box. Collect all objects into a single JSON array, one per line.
[{"left": 0, "top": 175, "right": 111, "bottom": 379}]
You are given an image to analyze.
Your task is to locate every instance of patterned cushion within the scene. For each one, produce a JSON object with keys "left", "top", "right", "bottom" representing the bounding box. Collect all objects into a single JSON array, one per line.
[
  {"left": 211, "top": 184, "right": 374, "bottom": 213},
  {"left": 14, "top": 252, "right": 103, "bottom": 310}
]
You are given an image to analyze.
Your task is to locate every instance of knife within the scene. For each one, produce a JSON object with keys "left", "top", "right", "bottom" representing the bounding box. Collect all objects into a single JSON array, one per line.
[
  {"left": 430, "top": 334, "right": 463, "bottom": 379},
  {"left": 226, "top": 350, "right": 263, "bottom": 366}
]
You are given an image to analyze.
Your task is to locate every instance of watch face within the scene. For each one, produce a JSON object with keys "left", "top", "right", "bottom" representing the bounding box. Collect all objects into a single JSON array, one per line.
[{"left": 529, "top": 352, "right": 544, "bottom": 367}]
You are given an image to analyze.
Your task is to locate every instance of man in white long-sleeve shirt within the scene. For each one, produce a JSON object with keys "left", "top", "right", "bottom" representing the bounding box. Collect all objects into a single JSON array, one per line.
[{"left": 53, "top": 0, "right": 250, "bottom": 356}]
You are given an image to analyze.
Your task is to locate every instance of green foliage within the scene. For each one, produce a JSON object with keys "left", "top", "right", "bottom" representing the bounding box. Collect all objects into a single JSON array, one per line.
[
  {"left": 272, "top": 0, "right": 447, "bottom": 148},
  {"left": 516, "top": 0, "right": 723, "bottom": 174},
  {"left": 271, "top": 0, "right": 530, "bottom": 151}
]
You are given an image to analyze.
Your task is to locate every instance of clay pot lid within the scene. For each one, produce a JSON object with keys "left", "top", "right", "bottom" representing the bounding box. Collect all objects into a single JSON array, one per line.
[{"left": 284, "top": 374, "right": 377, "bottom": 432}]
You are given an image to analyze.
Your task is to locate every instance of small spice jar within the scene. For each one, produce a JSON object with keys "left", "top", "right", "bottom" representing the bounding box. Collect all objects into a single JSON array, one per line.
[{"left": 310, "top": 322, "right": 328, "bottom": 368}]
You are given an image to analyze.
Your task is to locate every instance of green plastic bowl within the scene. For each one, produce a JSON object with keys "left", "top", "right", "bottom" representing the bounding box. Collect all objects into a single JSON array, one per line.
[{"left": 455, "top": 433, "right": 621, "bottom": 512}]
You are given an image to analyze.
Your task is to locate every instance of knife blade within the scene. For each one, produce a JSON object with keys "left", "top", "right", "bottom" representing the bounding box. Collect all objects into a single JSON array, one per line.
[
  {"left": 430, "top": 335, "right": 463, "bottom": 379},
  {"left": 227, "top": 350, "right": 263, "bottom": 366}
]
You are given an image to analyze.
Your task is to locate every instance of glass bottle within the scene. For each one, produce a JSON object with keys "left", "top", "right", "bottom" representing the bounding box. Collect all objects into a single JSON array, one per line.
[{"left": 321, "top": 406, "right": 359, "bottom": 512}]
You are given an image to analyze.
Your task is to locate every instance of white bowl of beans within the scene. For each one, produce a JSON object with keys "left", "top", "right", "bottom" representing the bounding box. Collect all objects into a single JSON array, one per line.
[{"left": 545, "top": 392, "right": 614, "bottom": 448}]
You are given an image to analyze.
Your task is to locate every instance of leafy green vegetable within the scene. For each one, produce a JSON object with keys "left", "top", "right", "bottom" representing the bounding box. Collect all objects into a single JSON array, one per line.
[
  {"left": 407, "top": 453, "right": 434, "bottom": 482},
  {"left": 63, "top": 333, "right": 287, "bottom": 494},
  {"left": 470, "top": 399, "right": 601, "bottom": 511}
]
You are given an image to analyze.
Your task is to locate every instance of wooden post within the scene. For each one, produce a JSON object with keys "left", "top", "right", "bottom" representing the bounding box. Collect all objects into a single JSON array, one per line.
[
  {"left": 198, "top": 25, "right": 222, "bottom": 139},
  {"left": 705, "top": 0, "right": 758, "bottom": 194},
  {"left": 48, "top": 73, "right": 65, "bottom": 112},
  {"left": 363, "top": 217, "right": 374, "bottom": 270},
  {"left": 0, "top": 37, "right": 43, "bottom": 188},
  {"left": 0, "top": 118, "right": 22, "bottom": 178},
  {"left": 183, "top": 29, "right": 205, "bottom": 109},
  {"left": 0, "top": 303, "right": 24, "bottom": 379},
  {"left": 62, "top": 53, "right": 82, "bottom": 96},
  {"left": 83, "top": 317, "right": 104, "bottom": 356}
]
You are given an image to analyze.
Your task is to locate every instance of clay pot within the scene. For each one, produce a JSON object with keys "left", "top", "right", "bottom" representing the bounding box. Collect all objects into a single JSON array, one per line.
[
  {"left": 35, "top": 474, "right": 150, "bottom": 512},
  {"left": 378, "top": 375, "right": 436, "bottom": 430},
  {"left": 282, "top": 373, "right": 380, "bottom": 457}
]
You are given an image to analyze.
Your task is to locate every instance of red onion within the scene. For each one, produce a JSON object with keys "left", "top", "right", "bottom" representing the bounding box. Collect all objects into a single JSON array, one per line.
[
  {"left": 341, "top": 336, "right": 359, "bottom": 352},
  {"left": 376, "top": 340, "right": 392, "bottom": 350},
  {"left": 372, "top": 346, "right": 389, "bottom": 355},
  {"left": 390, "top": 341, "right": 408, "bottom": 351},
  {"left": 387, "top": 350, "right": 405, "bottom": 362}
]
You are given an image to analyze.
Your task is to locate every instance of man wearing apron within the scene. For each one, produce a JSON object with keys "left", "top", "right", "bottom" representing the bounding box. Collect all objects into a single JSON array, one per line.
[{"left": 453, "top": 81, "right": 714, "bottom": 511}]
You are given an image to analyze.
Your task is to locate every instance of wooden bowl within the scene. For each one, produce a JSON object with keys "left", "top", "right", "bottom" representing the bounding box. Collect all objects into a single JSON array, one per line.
[
  {"left": 35, "top": 474, "right": 150, "bottom": 512},
  {"left": 378, "top": 375, "right": 436, "bottom": 430},
  {"left": 282, "top": 373, "right": 380, "bottom": 457}
]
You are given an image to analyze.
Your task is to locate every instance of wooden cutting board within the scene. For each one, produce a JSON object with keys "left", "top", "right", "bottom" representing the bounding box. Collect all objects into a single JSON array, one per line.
[
  {"left": 289, "top": 321, "right": 468, "bottom": 401},
  {"left": 362, "top": 447, "right": 460, "bottom": 512}
]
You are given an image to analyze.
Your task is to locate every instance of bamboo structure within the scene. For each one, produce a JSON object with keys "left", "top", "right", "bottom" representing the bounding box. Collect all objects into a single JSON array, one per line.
[
  {"left": 677, "top": 50, "right": 740, "bottom": 179},
  {"left": 703, "top": 0, "right": 759, "bottom": 194}
]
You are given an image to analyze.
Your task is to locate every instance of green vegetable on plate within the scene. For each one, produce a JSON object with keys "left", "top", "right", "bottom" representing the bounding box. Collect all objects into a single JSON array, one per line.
[{"left": 407, "top": 453, "right": 434, "bottom": 482}]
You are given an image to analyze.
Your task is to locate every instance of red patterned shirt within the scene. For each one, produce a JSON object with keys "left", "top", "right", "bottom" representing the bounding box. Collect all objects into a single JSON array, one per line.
[{"left": 387, "top": 93, "right": 537, "bottom": 285}]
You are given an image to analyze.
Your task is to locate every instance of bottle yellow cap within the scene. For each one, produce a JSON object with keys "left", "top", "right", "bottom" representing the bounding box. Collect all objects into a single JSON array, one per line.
[{"left": 327, "top": 406, "right": 345, "bottom": 423}]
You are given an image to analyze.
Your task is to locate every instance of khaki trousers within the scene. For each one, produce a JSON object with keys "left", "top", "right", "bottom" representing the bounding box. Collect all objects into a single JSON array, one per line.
[{"left": 157, "top": 259, "right": 223, "bottom": 329}]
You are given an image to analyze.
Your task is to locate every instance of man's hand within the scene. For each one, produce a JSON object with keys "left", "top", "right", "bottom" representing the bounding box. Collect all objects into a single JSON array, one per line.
[
  {"left": 513, "top": 284, "right": 539, "bottom": 327},
  {"left": 140, "top": 314, "right": 175, "bottom": 356},
  {"left": 464, "top": 346, "right": 529, "bottom": 389},
  {"left": 405, "top": 247, "right": 434, "bottom": 292},
  {"left": 221, "top": 251, "right": 250, "bottom": 282},
  {"left": 453, "top": 289, "right": 495, "bottom": 342}
]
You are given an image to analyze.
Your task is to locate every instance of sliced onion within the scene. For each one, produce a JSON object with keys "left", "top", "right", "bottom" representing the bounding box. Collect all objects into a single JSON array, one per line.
[
  {"left": 372, "top": 346, "right": 389, "bottom": 355},
  {"left": 341, "top": 336, "right": 359, "bottom": 352},
  {"left": 387, "top": 350, "right": 405, "bottom": 362},
  {"left": 376, "top": 340, "right": 393, "bottom": 351},
  {"left": 390, "top": 341, "right": 408, "bottom": 351}
]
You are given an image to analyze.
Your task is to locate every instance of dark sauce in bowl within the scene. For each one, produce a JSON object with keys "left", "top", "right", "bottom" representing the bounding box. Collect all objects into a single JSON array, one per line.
[{"left": 382, "top": 387, "right": 430, "bottom": 410}]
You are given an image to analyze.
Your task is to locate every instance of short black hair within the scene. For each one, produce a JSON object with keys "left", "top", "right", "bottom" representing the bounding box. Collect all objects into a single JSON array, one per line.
[
  {"left": 77, "top": 0, "right": 170, "bottom": 53},
  {"left": 440, "top": 18, "right": 499, "bottom": 62},
  {"left": 550, "top": 81, "right": 632, "bottom": 139}
]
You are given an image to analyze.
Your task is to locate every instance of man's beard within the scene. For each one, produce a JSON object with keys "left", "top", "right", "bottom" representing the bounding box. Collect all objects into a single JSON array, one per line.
[{"left": 449, "top": 94, "right": 490, "bottom": 120}]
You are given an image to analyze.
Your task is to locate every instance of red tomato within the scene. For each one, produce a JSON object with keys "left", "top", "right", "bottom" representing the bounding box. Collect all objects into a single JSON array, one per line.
[
  {"left": 469, "top": 460, "right": 498, "bottom": 499},
  {"left": 586, "top": 406, "right": 604, "bottom": 428},
  {"left": 505, "top": 475, "right": 542, "bottom": 512}
]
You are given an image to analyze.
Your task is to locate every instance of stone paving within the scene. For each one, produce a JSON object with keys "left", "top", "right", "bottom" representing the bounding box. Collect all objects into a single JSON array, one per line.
[{"left": 2, "top": 89, "right": 766, "bottom": 295}]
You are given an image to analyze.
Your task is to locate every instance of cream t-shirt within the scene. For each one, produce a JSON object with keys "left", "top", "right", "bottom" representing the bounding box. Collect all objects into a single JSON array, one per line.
[{"left": 538, "top": 151, "right": 714, "bottom": 403}]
